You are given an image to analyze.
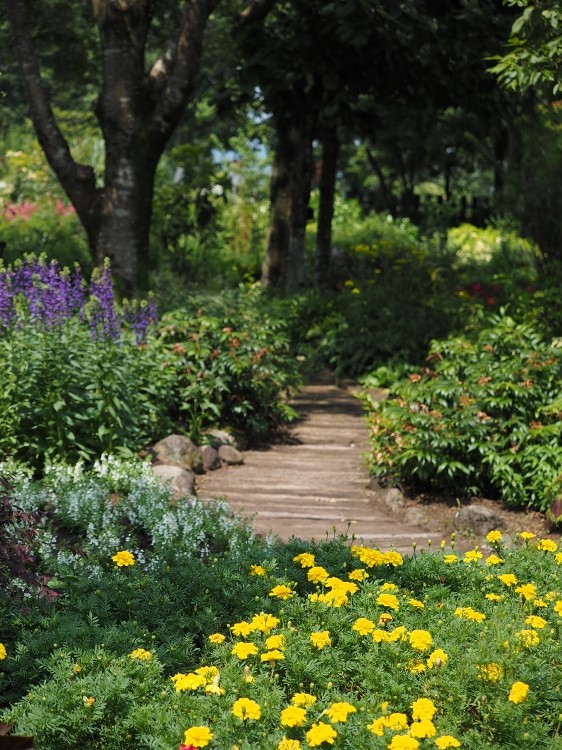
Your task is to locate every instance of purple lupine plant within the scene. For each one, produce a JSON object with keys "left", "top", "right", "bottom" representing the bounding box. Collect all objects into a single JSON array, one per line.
[
  {"left": 88, "top": 260, "right": 121, "bottom": 341},
  {"left": 0, "top": 267, "right": 15, "bottom": 330},
  {"left": 0, "top": 255, "right": 157, "bottom": 341},
  {"left": 122, "top": 294, "right": 158, "bottom": 345}
]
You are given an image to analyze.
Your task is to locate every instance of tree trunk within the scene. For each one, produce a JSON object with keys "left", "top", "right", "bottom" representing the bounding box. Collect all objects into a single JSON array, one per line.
[
  {"left": 7, "top": 0, "right": 243, "bottom": 292},
  {"left": 262, "top": 105, "right": 315, "bottom": 291},
  {"left": 313, "top": 127, "right": 339, "bottom": 288}
]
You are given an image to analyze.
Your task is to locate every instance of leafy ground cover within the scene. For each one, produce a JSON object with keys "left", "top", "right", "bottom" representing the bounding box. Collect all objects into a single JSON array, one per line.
[{"left": 1, "top": 463, "right": 561, "bottom": 750}]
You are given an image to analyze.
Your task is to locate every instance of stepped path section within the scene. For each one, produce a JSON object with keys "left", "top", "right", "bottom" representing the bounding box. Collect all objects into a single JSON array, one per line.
[{"left": 198, "top": 382, "right": 433, "bottom": 554}]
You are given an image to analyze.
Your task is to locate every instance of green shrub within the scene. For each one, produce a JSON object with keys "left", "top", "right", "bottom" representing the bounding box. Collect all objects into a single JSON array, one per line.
[
  {"left": 159, "top": 285, "right": 301, "bottom": 441},
  {"left": 365, "top": 311, "right": 562, "bottom": 510}
]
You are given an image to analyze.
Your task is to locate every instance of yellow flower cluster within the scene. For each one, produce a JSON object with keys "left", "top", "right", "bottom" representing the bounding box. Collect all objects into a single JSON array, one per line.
[
  {"left": 129, "top": 648, "right": 152, "bottom": 661},
  {"left": 175, "top": 538, "right": 559, "bottom": 750},
  {"left": 0, "top": 643, "right": 6, "bottom": 660}
]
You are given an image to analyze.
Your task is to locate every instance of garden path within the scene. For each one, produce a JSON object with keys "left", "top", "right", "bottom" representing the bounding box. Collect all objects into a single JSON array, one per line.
[{"left": 197, "top": 376, "right": 445, "bottom": 554}]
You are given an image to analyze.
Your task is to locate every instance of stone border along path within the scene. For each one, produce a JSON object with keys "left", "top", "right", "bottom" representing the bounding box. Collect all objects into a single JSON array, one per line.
[{"left": 198, "top": 380, "right": 440, "bottom": 554}]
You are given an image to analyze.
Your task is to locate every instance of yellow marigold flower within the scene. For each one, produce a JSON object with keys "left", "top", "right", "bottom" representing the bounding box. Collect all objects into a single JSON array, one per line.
[
  {"left": 387, "top": 712, "right": 409, "bottom": 730},
  {"left": 129, "top": 648, "right": 152, "bottom": 661},
  {"left": 464, "top": 549, "right": 483, "bottom": 563},
  {"left": 515, "top": 629, "right": 540, "bottom": 647},
  {"left": 485, "top": 593, "right": 503, "bottom": 602},
  {"left": 277, "top": 737, "right": 302, "bottom": 750},
  {"left": 306, "top": 721, "right": 337, "bottom": 746},
  {"left": 383, "top": 551, "right": 404, "bottom": 567},
  {"left": 231, "top": 642, "right": 259, "bottom": 659},
  {"left": 320, "top": 589, "right": 350, "bottom": 607},
  {"left": 498, "top": 573, "right": 518, "bottom": 586},
  {"left": 326, "top": 577, "right": 358, "bottom": 594},
  {"left": 545, "top": 590, "right": 558, "bottom": 601},
  {"left": 251, "top": 612, "right": 280, "bottom": 633},
  {"left": 533, "top": 597, "right": 548, "bottom": 608},
  {"left": 243, "top": 666, "right": 253, "bottom": 683},
  {"left": 554, "top": 600, "right": 562, "bottom": 616},
  {"left": 443, "top": 554, "right": 458, "bottom": 564},
  {"left": 515, "top": 583, "right": 537, "bottom": 601},
  {"left": 518, "top": 531, "right": 535, "bottom": 541},
  {"left": 556, "top": 553, "right": 562, "bottom": 565},
  {"left": 292, "top": 692, "right": 317, "bottom": 707},
  {"left": 377, "top": 593, "right": 400, "bottom": 610},
  {"left": 195, "top": 666, "right": 219, "bottom": 682},
  {"left": 411, "top": 697, "right": 437, "bottom": 721},
  {"left": 265, "top": 634, "right": 285, "bottom": 650},
  {"left": 348, "top": 568, "right": 368, "bottom": 581},
  {"left": 352, "top": 617, "right": 375, "bottom": 635},
  {"left": 427, "top": 648, "right": 448, "bottom": 669},
  {"left": 408, "top": 629, "right": 433, "bottom": 652},
  {"left": 387, "top": 625, "right": 407, "bottom": 642},
  {"left": 183, "top": 726, "right": 213, "bottom": 747},
  {"left": 367, "top": 716, "right": 387, "bottom": 736},
  {"left": 277, "top": 739, "right": 301, "bottom": 750},
  {"left": 208, "top": 632, "right": 226, "bottom": 644},
  {"left": 410, "top": 720, "right": 436, "bottom": 738},
  {"left": 508, "top": 681, "right": 529, "bottom": 704},
  {"left": 372, "top": 629, "right": 391, "bottom": 643},
  {"left": 388, "top": 736, "right": 419, "bottom": 750},
  {"left": 378, "top": 612, "right": 393, "bottom": 625},
  {"left": 477, "top": 662, "right": 504, "bottom": 682},
  {"left": 351, "top": 545, "right": 386, "bottom": 567},
  {"left": 408, "top": 598, "right": 425, "bottom": 609},
  {"left": 232, "top": 697, "right": 261, "bottom": 720},
  {"left": 112, "top": 550, "right": 135, "bottom": 567},
  {"left": 82, "top": 696, "right": 95, "bottom": 707},
  {"left": 269, "top": 584, "right": 295, "bottom": 600},
  {"left": 454, "top": 607, "right": 486, "bottom": 622},
  {"left": 537, "top": 539, "right": 558, "bottom": 552},
  {"left": 280, "top": 705, "right": 307, "bottom": 727},
  {"left": 0, "top": 643, "right": 7, "bottom": 660},
  {"left": 486, "top": 529, "right": 503, "bottom": 543},
  {"left": 408, "top": 661, "right": 426, "bottom": 673},
  {"left": 485, "top": 554, "right": 503, "bottom": 566},
  {"left": 435, "top": 737, "right": 461, "bottom": 749},
  {"left": 380, "top": 582, "right": 398, "bottom": 591},
  {"left": 171, "top": 672, "right": 206, "bottom": 691},
  {"left": 230, "top": 620, "right": 254, "bottom": 637},
  {"left": 261, "top": 649, "right": 285, "bottom": 662},
  {"left": 293, "top": 552, "right": 315, "bottom": 568},
  {"left": 525, "top": 615, "right": 547, "bottom": 629},
  {"left": 249, "top": 564, "right": 267, "bottom": 576},
  {"left": 308, "top": 566, "right": 330, "bottom": 584},
  {"left": 310, "top": 630, "right": 331, "bottom": 649},
  {"left": 325, "top": 701, "right": 356, "bottom": 723}
]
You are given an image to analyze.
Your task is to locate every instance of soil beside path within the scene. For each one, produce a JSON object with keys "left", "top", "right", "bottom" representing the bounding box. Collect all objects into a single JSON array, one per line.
[{"left": 197, "top": 379, "right": 452, "bottom": 554}]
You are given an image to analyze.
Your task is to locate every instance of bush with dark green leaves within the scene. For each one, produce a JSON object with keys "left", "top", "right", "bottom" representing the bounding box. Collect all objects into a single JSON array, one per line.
[{"left": 365, "top": 312, "right": 562, "bottom": 511}]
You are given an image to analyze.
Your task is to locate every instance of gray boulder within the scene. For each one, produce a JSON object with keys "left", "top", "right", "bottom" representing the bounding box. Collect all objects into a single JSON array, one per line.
[
  {"left": 218, "top": 444, "right": 244, "bottom": 465},
  {"left": 151, "top": 434, "right": 204, "bottom": 474},
  {"left": 201, "top": 444, "right": 221, "bottom": 471},
  {"left": 454, "top": 504, "right": 506, "bottom": 536},
  {"left": 152, "top": 464, "right": 196, "bottom": 500}
]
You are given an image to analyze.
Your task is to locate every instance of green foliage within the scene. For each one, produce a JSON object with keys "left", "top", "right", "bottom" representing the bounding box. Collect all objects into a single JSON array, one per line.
[
  {"left": 3, "top": 526, "right": 562, "bottom": 750},
  {"left": 0, "top": 201, "right": 91, "bottom": 272},
  {"left": 159, "top": 285, "right": 301, "bottom": 442},
  {"left": 0, "top": 318, "right": 173, "bottom": 468},
  {"left": 365, "top": 311, "right": 562, "bottom": 510}
]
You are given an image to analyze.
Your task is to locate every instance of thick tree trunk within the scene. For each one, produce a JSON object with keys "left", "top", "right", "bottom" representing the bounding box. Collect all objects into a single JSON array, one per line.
[
  {"left": 262, "top": 106, "right": 315, "bottom": 291},
  {"left": 313, "top": 127, "right": 339, "bottom": 288}
]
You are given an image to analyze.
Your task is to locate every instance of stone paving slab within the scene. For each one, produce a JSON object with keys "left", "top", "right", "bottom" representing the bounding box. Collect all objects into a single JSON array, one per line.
[{"left": 197, "top": 381, "right": 437, "bottom": 554}]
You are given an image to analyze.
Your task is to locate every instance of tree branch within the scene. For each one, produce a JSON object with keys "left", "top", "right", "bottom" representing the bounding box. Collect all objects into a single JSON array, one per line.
[{"left": 5, "top": 0, "right": 99, "bottom": 214}]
